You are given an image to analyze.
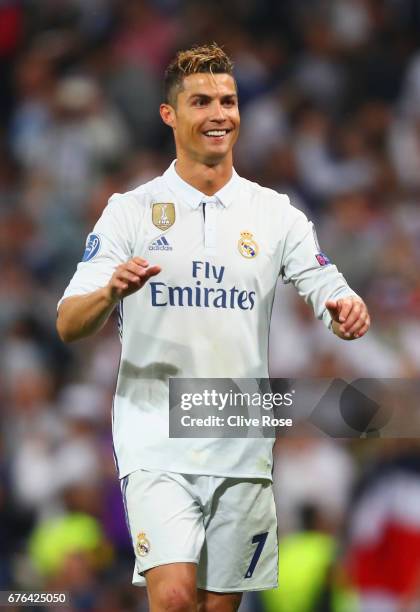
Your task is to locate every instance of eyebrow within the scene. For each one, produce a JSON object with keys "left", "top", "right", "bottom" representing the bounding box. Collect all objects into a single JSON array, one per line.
[{"left": 188, "top": 93, "right": 238, "bottom": 102}]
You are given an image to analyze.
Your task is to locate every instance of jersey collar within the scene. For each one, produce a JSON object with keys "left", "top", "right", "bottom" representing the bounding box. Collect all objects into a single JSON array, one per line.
[{"left": 163, "top": 160, "right": 238, "bottom": 209}]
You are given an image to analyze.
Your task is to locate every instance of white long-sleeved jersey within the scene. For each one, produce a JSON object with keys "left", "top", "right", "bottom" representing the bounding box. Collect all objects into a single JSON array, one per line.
[{"left": 59, "top": 161, "right": 356, "bottom": 480}]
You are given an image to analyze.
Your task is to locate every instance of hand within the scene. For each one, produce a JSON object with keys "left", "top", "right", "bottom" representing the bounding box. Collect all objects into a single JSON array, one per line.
[
  {"left": 326, "top": 296, "right": 370, "bottom": 340},
  {"left": 106, "top": 257, "right": 161, "bottom": 302}
]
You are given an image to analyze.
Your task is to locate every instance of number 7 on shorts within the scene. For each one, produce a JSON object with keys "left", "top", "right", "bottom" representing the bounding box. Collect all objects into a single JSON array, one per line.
[{"left": 244, "top": 532, "right": 268, "bottom": 578}]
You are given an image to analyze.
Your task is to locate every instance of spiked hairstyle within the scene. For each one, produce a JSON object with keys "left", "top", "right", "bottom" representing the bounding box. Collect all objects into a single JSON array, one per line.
[{"left": 164, "top": 43, "right": 235, "bottom": 107}]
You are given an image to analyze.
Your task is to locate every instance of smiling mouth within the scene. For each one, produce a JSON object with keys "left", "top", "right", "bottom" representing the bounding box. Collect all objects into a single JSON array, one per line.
[{"left": 203, "top": 129, "right": 232, "bottom": 138}]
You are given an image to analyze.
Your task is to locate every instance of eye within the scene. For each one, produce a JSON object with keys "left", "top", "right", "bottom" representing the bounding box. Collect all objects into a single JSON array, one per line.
[{"left": 192, "top": 97, "right": 208, "bottom": 107}]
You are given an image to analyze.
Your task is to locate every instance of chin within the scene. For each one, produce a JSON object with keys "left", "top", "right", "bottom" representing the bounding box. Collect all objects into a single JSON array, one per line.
[
  {"left": 201, "top": 153, "right": 228, "bottom": 166},
  {"left": 202, "top": 146, "right": 231, "bottom": 164}
]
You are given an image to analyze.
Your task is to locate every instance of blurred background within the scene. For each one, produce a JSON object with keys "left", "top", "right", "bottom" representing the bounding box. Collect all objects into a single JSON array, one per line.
[{"left": 1, "top": 0, "right": 420, "bottom": 610}]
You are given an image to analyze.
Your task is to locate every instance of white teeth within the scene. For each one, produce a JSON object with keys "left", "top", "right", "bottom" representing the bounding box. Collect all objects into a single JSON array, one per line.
[{"left": 205, "top": 130, "right": 227, "bottom": 136}]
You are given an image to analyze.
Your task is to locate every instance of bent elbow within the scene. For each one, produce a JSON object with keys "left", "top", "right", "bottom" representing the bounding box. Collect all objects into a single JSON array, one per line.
[
  {"left": 56, "top": 321, "right": 68, "bottom": 343},
  {"left": 56, "top": 311, "right": 74, "bottom": 343}
]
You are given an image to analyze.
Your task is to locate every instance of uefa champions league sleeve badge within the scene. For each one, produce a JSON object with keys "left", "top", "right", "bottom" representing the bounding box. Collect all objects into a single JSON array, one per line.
[
  {"left": 152, "top": 203, "right": 176, "bottom": 231},
  {"left": 136, "top": 532, "right": 151, "bottom": 556},
  {"left": 82, "top": 233, "right": 101, "bottom": 261},
  {"left": 238, "top": 231, "right": 259, "bottom": 259}
]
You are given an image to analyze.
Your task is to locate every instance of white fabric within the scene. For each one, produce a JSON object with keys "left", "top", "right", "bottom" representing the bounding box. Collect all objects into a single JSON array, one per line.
[
  {"left": 123, "top": 469, "right": 279, "bottom": 591},
  {"left": 59, "top": 161, "right": 356, "bottom": 479}
]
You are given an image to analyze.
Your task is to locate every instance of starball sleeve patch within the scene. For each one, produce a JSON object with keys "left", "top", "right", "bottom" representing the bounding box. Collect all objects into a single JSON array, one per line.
[{"left": 82, "top": 233, "right": 101, "bottom": 262}]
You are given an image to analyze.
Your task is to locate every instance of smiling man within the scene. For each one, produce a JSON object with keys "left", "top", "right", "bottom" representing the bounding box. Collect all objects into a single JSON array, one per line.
[{"left": 56, "top": 44, "right": 370, "bottom": 611}]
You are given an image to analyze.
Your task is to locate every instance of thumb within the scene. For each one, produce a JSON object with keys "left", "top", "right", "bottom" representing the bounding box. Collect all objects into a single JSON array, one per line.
[
  {"left": 143, "top": 265, "right": 161, "bottom": 280},
  {"left": 325, "top": 299, "right": 338, "bottom": 311},
  {"left": 325, "top": 299, "right": 340, "bottom": 322}
]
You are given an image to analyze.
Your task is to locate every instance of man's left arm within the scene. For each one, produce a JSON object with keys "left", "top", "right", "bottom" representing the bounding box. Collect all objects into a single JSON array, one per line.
[{"left": 280, "top": 207, "right": 370, "bottom": 341}]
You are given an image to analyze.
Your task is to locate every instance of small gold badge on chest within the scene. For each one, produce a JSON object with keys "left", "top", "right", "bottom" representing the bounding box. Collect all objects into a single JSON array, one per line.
[
  {"left": 238, "top": 231, "right": 259, "bottom": 259},
  {"left": 152, "top": 203, "right": 175, "bottom": 231}
]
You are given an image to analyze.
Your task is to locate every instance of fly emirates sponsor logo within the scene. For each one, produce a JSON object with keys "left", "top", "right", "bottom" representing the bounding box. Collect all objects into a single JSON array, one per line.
[{"left": 150, "top": 261, "right": 256, "bottom": 310}]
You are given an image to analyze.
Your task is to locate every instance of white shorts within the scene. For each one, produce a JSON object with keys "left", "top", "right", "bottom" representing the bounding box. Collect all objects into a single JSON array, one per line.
[{"left": 121, "top": 469, "right": 278, "bottom": 592}]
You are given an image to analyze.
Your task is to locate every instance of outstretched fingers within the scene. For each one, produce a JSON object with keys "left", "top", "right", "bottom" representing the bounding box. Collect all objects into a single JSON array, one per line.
[
  {"left": 326, "top": 297, "right": 370, "bottom": 340},
  {"left": 109, "top": 258, "right": 162, "bottom": 298}
]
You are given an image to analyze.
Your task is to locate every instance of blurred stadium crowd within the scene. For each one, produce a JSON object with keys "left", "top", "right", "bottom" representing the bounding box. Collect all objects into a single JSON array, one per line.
[{"left": 2, "top": 0, "right": 420, "bottom": 610}]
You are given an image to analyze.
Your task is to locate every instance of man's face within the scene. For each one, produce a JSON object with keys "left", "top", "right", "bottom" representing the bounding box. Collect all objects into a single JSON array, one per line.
[{"left": 163, "top": 72, "right": 240, "bottom": 165}]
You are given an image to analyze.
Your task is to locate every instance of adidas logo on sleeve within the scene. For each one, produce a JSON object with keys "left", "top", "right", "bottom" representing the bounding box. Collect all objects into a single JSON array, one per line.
[{"left": 148, "top": 236, "right": 173, "bottom": 251}]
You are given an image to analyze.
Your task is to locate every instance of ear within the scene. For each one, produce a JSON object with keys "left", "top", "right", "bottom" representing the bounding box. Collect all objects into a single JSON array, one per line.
[{"left": 160, "top": 103, "right": 176, "bottom": 129}]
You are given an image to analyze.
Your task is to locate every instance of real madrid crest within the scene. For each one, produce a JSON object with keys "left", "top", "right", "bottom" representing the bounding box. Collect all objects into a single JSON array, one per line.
[
  {"left": 238, "top": 231, "right": 259, "bottom": 259},
  {"left": 152, "top": 203, "right": 175, "bottom": 231},
  {"left": 136, "top": 532, "right": 151, "bottom": 557}
]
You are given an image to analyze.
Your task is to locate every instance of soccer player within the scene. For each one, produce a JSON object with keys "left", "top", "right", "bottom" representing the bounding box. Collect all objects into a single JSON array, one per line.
[{"left": 57, "top": 44, "right": 370, "bottom": 612}]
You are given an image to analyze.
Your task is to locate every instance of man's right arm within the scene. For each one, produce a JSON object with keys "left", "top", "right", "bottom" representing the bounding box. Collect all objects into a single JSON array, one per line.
[{"left": 57, "top": 257, "right": 161, "bottom": 343}]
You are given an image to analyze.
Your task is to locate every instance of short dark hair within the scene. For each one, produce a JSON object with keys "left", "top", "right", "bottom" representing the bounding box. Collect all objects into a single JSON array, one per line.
[{"left": 164, "top": 43, "right": 234, "bottom": 106}]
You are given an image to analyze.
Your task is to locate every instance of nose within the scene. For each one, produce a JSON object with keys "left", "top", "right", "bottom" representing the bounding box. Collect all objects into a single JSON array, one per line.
[{"left": 210, "top": 101, "right": 226, "bottom": 122}]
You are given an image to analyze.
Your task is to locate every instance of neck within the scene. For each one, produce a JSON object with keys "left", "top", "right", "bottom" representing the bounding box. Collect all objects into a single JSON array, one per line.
[{"left": 175, "top": 152, "right": 233, "bottom": 195}]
